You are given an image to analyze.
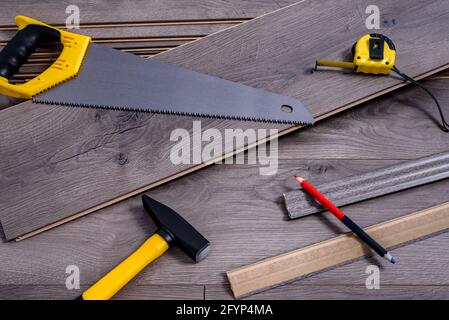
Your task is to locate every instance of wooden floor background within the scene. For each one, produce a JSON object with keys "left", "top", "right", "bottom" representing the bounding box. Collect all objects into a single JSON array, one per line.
[{"left": 1, "top": 0, "right": 449, "bottom": 300}]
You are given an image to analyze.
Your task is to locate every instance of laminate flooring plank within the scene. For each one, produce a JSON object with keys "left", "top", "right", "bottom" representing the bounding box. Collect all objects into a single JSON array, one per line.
[
  {"left": 205, "top": 284, "right": 449, "bottom": 300},
  {"left": 0, "top": 95, "right": 23, "bottom": 111},
  {"left": 0, "top": 23, "right": 234, "bottom": 41},
  {"left": 285, "top": 151, "right": 449, "bottom": 219},
  {"left": 275, "top": 80, "right": 449, "bottom": 160},
  {"left": 0, "top": 284, "right": 204, "bottom": 300},
  {"left": 0, "top": 0, "right": 296, "bottom": 23},
  {"left": 2, "top": 80, "right": 449, "bottom": 240},
  {"left": 3, "top": 283, "right": 448, "bottom": 300},
  {"left": 2, "top": 159, "right": 449, "bottom": 287},
  {"left": 2, "top": 0, "right": 449, "bottom": 239}
]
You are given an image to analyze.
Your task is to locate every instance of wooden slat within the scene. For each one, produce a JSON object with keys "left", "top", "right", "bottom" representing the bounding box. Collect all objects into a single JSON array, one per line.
[
  {"left": 0, "top": 35, "right": 204, "bottom": 47},
  {"left": 0, "top": 19, "right": 249, "bottom": 32},
  {"left": 205, "top": 284, "right": 449, "bottom": 300},
  {"left": 1, "top": 0, "right": 449, "bottom": 240},
  {"left": 0, "top": 24, "right": 232, "bottom": 42},
  {"left": 0, "top": 0, "right": 296, "bottom": 22},
  {"left": 227, "top": 202, "right": 449, "bottom": 298},
  {"left": 285, "top": 151, "right": 449, "bottom": 219},
  {"left": 12, "top": 283, "right": 449, "bottom": 300},
  {"left": 0, "top": 284, "right": 204, "bottom": 300}
]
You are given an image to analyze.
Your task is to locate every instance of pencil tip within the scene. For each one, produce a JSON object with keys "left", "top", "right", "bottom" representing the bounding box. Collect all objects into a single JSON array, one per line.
[
  {"left": 293, "top": 175, "right": 304, "bottom": 182},
  {"left": 384, "top": 252, "right": 396, "bottom": 264}
]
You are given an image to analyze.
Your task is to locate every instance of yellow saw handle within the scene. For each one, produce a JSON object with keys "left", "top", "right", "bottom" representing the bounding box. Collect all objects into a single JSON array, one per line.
[
  {"left": 0, "top": 16, "right": 90, "bottom": 99},
  {"left": 81, "top": 233, "right": 170, "bottom": 300}
]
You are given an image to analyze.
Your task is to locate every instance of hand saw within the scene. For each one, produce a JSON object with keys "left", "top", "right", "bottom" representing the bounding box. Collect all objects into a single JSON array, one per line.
[{"left": 0, "top": 16, "right": 314, "bottom": 125}]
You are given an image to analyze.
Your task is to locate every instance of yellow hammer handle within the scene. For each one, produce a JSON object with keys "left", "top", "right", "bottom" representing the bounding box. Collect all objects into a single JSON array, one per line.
[{"left": 82, "top": 233, "right": 170, "bottom": 300}]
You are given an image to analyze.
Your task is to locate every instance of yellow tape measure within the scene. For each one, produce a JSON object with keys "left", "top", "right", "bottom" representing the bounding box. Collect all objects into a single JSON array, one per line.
[
  {"left": 315, "top": 33, "right": 449, "bottom": 132},
  {"left": 316, "top": 33, "right": 396, "bottom": 75}
]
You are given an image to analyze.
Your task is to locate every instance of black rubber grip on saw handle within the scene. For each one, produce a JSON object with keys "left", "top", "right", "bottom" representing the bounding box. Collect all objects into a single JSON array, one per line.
[{"left": 0, "top": 24, "right": 60, "bottom": 80}]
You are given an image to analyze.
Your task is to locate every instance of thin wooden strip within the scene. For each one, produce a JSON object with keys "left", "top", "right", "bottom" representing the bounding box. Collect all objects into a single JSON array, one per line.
[
  {"left": 23, "top": 47, "right": 174, "bottom": 59},
  {"left": 427, "top": 76, "right": 449, "bottom": 80},
  {"left": 16, "top": 47, "right": 174, "bottom": 56},
  {"left": 0, "top": 24, "right": 233, "bottom": 43},
  {"left": 97, "top": 40, "right": 194, "bottom": 49},
  {"left": 0, "top": 18, "right": 251, "bottom": 32},
  {"left": 93, "top": 36, "right": 204, "bottom": 43},
  {"left": 227, "top": 202, "right": 449, "bottom": 299},
  {"left": 0, "top": 36, "right": 204, "bottom": 47},
  {"left": 284, "top": 151, "right": 449, "bottom": 219},
  {"left": 119, "top": 46, "right": 176, "bottom": 53},
  {"left": 0, "top": 40, "right": 195, "bottom": 52},
  {"left": 0, "top": 47, "right": 175, "bottom": 63},
  {"left": 22, "top": 51, "right": 163, "bottom": 64}
]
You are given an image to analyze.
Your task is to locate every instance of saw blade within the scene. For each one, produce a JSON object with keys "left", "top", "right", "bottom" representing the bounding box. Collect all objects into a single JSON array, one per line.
[{"left": 33, "top": 44, "right": 314, "bottom": 125}]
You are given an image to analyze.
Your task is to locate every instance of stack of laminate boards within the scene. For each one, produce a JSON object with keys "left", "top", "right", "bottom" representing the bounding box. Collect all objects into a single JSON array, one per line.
[{"left": 1, "top": 0, "right": 449, "bottom": 299}]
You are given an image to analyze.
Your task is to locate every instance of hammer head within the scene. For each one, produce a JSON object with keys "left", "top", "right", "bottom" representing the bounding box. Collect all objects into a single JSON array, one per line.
[{"left": 142, "top": 195, "right": 210, "bottom": 262}]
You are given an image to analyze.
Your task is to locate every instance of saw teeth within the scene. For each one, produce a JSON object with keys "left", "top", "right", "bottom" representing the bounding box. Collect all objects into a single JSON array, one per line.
[{"left": 32, "top": 99, "right": 311, "bottom": 125}]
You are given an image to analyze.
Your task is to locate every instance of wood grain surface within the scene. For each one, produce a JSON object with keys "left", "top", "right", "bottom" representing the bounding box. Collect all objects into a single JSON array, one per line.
[
  {"left": 285, "top": 150, "right": 449, "bottom": 219},
  {"left": 1, "top": 0, "right": 449, "bottom": 300},
  {"left": 227, "top": 201, "right": 449, "bottom": 298},
  {"left": 1, "top": 157, "right": 449, "bottom": 298},
  {"left": 2, "top": 0, "right": 449, "bottom": 240},
  {"left": 0, "top": 0, "right": 296, "bottom": 23},
  {"left": 205, "top": 284, "right": 449, "bottom": 300},
  {"left": 0, "top": 284, "right": 205, "bottom": 300}
]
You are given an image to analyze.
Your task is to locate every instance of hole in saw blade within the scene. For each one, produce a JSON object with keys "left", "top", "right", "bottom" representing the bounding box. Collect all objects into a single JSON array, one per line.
[{"left": 281, "top": 105, "right": 293, "bottom": 113}]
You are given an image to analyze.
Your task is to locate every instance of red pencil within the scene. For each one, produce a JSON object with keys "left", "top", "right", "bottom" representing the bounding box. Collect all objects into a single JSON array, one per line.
[{"left": 294, "top": 175, "right": 396, "bottom": 264}]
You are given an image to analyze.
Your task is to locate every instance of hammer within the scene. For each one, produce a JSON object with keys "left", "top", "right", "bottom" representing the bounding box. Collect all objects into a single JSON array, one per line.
[{"left": 77, "top": 195, "right": 210, "bottom": 300}]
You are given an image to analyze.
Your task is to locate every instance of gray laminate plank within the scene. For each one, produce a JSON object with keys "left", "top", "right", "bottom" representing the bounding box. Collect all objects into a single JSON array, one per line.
[
  {"left": 0, "top": 95, "right": 23, "bottom": 111},
  {"left": 275, "top": 81, "right": 449, "bottom": 160},
  {"left": 0, "top": 284, "right": 204, "bottom": 300},
  {"left": 2, "top": 0, "right": 449, "bottom": 240},
  {"left": 285, "top": 150, "right": 449, "bottom": 219},
  {"left": 0, "top": 0, "right": 295, "bottom": 23},
  {"left": 205, "top": 284, "right": 449, "bottom": 300},
  {"left": 3, "top": 283, "right": 448, "bottom": 300},
  {"left": 2, "top": 160, "right": 449, "bottom": 287}
]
